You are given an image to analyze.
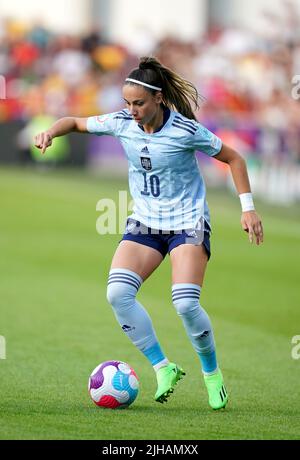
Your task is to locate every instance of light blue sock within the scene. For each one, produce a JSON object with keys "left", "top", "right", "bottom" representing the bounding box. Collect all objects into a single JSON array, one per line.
[
  {"left": 172, "top": 283, "right": 218, "bottom": 374},
  {"left": 107, "top": 268, "right": 167, "bottom": 368}
]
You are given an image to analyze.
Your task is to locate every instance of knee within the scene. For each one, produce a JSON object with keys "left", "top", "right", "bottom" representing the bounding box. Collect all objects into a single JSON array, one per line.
[
  {"left": 106, "top": 282, "right": 137, "bottom": 310},
  {"left": 172, "top": 285, "right": 201, "bottom": 316},
  {"left": 172, "top": 297, "right": 200, "bottom": 316}
]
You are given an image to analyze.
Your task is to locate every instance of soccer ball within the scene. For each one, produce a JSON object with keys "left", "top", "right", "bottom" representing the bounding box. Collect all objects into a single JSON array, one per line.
[{"left": 88, "top": 360, "right": 139, "bottom": 409}]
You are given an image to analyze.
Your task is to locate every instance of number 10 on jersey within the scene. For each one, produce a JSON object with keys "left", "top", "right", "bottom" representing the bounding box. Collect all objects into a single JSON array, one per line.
[{"left": 141, "top": 172, "right": 160, "bottom": 197}]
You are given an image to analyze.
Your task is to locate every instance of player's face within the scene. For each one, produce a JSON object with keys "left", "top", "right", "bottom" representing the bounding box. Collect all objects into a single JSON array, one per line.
[{"left": 123, "top": 85, "right": 163, "bottom": 125}]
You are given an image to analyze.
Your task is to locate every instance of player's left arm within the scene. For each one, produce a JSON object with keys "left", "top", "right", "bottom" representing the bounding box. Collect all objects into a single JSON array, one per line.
[{"left": 214, "top": 143, "right": 264, "bottom": 245}]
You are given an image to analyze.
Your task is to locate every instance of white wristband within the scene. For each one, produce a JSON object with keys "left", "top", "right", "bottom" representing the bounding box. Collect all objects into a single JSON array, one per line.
[{"left": 239, "top": 193, "right": 255, "bottom": 212}]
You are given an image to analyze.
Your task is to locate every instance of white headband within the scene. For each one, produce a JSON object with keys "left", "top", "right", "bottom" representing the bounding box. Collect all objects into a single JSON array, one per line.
[{"left": 125, "top": 78, "right": 162, "bottom": 91}]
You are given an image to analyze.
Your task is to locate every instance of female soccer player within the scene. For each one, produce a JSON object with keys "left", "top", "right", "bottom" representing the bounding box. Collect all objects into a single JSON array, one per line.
[{"left": 34, "top": 57, "right": 263, "bottom": 410}]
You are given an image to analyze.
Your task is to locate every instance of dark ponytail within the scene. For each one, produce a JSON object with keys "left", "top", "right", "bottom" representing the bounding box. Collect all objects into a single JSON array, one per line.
[{"left": 125, "top": 56, "right": 202, "bottom": 121}]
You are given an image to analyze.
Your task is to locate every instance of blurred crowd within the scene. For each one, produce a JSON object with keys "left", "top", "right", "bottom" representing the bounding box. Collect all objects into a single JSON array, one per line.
[{"left": 0, "top": 1, "right": 300, "bottom": 164}]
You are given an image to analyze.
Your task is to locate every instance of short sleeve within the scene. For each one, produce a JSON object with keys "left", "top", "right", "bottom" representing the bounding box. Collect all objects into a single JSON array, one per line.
[
  {"left": 86, "top": 113, "right": 118, "bottom": 137},
  {"left": 191, "top": 123, "right": 222, "bottom": 157}
]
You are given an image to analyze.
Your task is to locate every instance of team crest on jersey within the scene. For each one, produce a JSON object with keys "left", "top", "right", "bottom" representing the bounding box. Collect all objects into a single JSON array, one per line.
[{"left": 141, "top": 157, "right": 152, "bottom": 170}]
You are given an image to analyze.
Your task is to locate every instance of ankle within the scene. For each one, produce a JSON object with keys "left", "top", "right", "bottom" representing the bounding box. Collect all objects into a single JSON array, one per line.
[
  {"left": 203, "top": 367, "right": 219, "bottom": 377},
  {"left": 153, "top": 359, "right": 170, "bottom": 372}
]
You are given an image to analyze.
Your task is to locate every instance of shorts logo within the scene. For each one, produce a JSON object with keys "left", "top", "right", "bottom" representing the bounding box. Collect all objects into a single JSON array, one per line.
[
  {"left": 186, "top": 230, "right": 197, "bottom": 238},
  {"left": 141, "top": 157, "right": 152, "bottom": 171},
  {"left": 125, "top": 221, "right": 137, "bottom": 234}
]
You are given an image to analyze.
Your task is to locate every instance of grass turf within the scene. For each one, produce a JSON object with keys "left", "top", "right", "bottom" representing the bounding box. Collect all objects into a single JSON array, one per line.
[{"left": 0, "top": 166, "right": 299, "bottom": 440}]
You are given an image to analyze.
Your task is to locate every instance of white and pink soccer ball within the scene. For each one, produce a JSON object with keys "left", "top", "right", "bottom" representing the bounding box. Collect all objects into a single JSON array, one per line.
[{"left": 88, "top": 360, "right": 139, "bottom": 409}]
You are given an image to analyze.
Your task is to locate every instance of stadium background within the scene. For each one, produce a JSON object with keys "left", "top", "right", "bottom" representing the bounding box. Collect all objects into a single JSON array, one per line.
[{"left": 0, "top": 0, "right": 299, "bottom": 440}]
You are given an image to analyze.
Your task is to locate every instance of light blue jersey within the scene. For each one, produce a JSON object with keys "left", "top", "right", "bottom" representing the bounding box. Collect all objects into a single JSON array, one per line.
[{"left": 87, "top": 108, "right": 222, "bottom": 231}]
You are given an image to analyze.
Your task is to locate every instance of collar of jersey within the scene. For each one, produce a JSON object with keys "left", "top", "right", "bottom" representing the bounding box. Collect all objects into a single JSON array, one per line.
[{"left": 137, "top": 107, "right": 171, "bottom": 134}]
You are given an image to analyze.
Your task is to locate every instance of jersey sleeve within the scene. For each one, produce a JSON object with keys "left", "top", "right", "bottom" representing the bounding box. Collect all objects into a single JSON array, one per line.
[
  {"left": 191, "top": 123, "right": 222, "bottom": 157},
  {"left": 86, "top": 113, "right": 119, "bottom": 137}
]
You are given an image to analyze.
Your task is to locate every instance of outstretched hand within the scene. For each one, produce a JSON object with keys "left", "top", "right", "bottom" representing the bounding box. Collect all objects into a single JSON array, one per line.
[
  {"left": 241, "top": 211, "right": 264, "bottom": 245},
  {"left": 34, "top": 131, "right": 53, "bottom": 154}
]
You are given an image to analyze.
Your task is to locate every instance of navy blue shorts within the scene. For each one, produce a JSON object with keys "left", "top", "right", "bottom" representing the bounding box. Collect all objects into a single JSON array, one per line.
[{"left": 121, "top": 218, "right": 211, "bottom": 260}]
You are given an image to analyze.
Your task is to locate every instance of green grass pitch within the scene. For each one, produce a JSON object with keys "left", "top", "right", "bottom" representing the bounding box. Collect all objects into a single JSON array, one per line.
[{"left": 0, "top": 166, "right": 299, "bottom": 440}]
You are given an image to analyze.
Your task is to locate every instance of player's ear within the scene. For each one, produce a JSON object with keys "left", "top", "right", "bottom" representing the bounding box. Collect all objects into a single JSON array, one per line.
[{"left": 155, "top": 91, "right": 163, "bottom": 104}]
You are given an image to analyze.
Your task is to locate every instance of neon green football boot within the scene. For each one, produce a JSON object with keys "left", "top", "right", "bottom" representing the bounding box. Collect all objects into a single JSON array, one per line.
[
  {"left": 203, "top": 368, "right": 228, "bottom": 410},
  {"left": 154, "top": 362, "right": 185, "bottom": 403}
]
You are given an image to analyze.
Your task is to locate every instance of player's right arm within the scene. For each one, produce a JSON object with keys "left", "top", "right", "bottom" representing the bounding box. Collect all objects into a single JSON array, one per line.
[{"left": 34, "top": 117, "right": 88, "bottom": 154}]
